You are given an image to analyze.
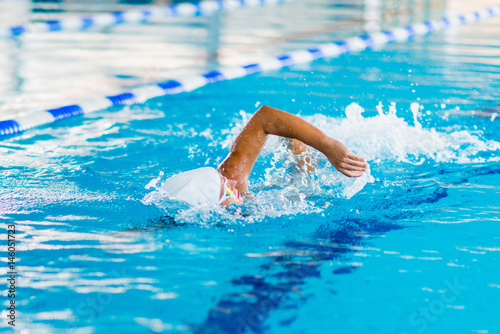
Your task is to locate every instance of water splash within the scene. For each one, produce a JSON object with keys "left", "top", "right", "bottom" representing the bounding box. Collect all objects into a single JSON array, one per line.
[
  {"left": 145, "top": 171, "right": 164, "bottom": 190},
  {"left": 261, "top": 137, "right": 374, "bottom": 200},
  {"left": 310, "top": 102, "right": 500, "bottom": 164},
  {"left": 144, "top": 102, "right": 500, "bottom": 225},
  {"left": 410, "top": 102, "right": 422, "bottom": 130}
]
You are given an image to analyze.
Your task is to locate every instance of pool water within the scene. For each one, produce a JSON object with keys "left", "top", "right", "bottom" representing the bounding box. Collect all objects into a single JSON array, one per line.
[{"left": 1, "top": 4, "right": 500, "bottom": 334}]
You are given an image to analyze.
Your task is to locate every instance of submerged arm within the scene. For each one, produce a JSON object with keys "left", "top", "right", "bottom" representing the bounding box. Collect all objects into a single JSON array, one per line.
[
  {"left": 287, "top": 138, "right": 315, "bottom": 173},
  {"left": 218, "top": 105, "right": 367, "bottom": 193}
]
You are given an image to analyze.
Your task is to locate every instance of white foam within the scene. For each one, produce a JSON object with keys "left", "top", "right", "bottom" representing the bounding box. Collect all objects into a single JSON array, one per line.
[
  {"left": 144, "top": 102, "right": 500, "bottom": 225},
  {"left": 306, "top": 102, "right": 500, "bottom": 164}
]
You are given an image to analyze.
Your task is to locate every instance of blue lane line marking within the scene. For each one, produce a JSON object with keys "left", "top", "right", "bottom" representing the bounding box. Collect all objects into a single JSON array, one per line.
[
  {"left": 423, "top": 21, "right": 434, "bottom": 32},
  {"left": 404, "top": 26, "right": 416, "bottom": 36},
  {"left": 203, "top": 71, "right": 225, "bottom": 83},
  {"left": 142, "top": 9, "right": 152, "bottom": 21},
  {"left": 47, "top": 105, "right": 84, "bottom": 121},
  {"left": 3, "top": 6, "right": 500, "bottom": 140},
  {"left": 112, "top": 11, "right": 125, "bottom": 24},
  {"left": 10, "top": 26, "right": 26, "bottom": 37},
  {"left": 307, "top": 48, "right": 324, "bottom": 59},
  {"left": 46, "top": 20, "right": 62, "bottom": 32},
  {"left": 194, "top": 2, "right": 202, "bottom": 16},
  {"left": 242, "top": 64, "right": 262, "bottom": 74},
  {"left": 107, "top": 93, "right": 136, "bottom": 105},
  {"left": 0, "top": 120, "right": 21, "bottom": 136},
  {"left": 382, "top": 30, "right": 396, "bottom": 41},
  {"left": 440, "top": 18, "right": 450, "bottom": 27},
  {"left": 169, "top": 4, "right": 178, "bottom": 16},
  {"left": 82, "top": 17, "right": 95, "bottom": 29},
  {"left": 157, "top": 80, "right": 184, "bottom": 94},
  {"left": 307, "top": 48, "right": 324, "bottom": 58},
  {"left": 277, "top": 55, "right": 294, "bottom": 66},
  {"left": 358, "top": 35, "right": 374, "bottom": 47},
  {"left": 334, "top": 40, "right": 350, "bottom": 53},
  {"left": 216, "top": 0, "right": 225, "bottom": 10}
]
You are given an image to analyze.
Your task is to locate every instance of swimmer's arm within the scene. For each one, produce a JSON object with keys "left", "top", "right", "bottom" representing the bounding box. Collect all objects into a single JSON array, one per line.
[
  {"left": 218, "top": 105, "right": 367, "bottom": 193},
  {"left": 287, "top": 138, "right": 315, "bottom": 173}
]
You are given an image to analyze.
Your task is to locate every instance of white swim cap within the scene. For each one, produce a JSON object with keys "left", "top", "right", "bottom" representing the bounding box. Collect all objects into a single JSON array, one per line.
[{"left": 161, "top": 167, "right": 221, "bottom": 206}]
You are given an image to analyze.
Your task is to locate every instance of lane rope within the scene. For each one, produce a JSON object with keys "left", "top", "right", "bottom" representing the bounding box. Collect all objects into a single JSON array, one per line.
[
  {"left": 2, "top": 0, "right": 299, "bottom": 39},
  {"left": 2, "top": 5, "right": 500, "bottom": 139}
]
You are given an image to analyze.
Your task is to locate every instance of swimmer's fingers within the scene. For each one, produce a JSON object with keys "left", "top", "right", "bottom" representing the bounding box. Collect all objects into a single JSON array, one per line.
[
  {"left": 338, "top": 157, "right": 368, "bottom": 171},
  {"left": 337, "top": 168, "right": 364, "bottom": 178},
  {"left": 347, "top": 154, "right": 369, "bottom": 171},
  {"left": 347, "top": 153, "right": 367, "bottom": 165},
  {"left": 345, "top": 159, "right": 368, "bottom": 170},
  {"left": 337, "top": 157, "right": 369, "bottom": 177},
  {"left": 337, "top": 162, "right": 365, "bottom": 172},
  {"left": 325, "top": 139, "right": 368, "bottom": 177}
]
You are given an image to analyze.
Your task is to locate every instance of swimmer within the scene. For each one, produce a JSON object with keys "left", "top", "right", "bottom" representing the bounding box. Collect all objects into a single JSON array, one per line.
[{"left": 162, "top": 105, "right": 368, "bottom": 206}]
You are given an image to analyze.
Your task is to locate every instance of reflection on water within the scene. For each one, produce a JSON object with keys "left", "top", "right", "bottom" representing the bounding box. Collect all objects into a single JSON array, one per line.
[{"left": 0, "top": 0, "right": 449, "bottom": 120}]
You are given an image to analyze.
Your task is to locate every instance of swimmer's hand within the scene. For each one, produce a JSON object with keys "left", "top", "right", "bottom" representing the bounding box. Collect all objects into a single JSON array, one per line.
[{"left": 323, "top": 138, "right": 368, "bottom": 177}]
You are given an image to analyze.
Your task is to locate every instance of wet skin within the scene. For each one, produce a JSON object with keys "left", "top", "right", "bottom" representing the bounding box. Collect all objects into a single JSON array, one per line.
[{"left": 216, "top": 105, "right": 368, "bottom": 205}]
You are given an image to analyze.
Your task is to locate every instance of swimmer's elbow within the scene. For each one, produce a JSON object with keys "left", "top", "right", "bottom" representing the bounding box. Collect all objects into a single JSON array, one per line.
[
  {"left": 255, "top": 105, "right": 276, "bottom": 134},
  {"left": 256, "top": 105, "right": 272, "bottom": 117}
]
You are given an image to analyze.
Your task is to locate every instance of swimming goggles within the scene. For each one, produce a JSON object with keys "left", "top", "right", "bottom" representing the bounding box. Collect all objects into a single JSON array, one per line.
[{"left": 218, "top": 176, "right": 233, "bottom": 204}]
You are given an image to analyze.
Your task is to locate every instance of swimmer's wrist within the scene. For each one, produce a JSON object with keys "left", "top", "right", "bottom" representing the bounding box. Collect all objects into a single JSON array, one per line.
[{"left": 318, "top": 136, "right": 336, "bottom": 153}]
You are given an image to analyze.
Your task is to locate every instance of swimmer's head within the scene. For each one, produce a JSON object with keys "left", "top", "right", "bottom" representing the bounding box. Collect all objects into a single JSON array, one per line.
[{"left": 161, "top": 167, "right": 242, "bottom": 206}]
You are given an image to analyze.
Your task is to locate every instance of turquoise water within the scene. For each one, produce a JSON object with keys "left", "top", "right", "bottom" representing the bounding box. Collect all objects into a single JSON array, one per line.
[{"left": 2, "top": 12, "right": 500, "bottom": 334}]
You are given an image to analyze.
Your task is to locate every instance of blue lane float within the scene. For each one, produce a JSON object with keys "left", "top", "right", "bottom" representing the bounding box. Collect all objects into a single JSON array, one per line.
[
  {"left": 2, "top": 5, "right": 500, "bottom": 139},
  {"left": 2, "top": 0, "right": 299, "bottom": 39}
]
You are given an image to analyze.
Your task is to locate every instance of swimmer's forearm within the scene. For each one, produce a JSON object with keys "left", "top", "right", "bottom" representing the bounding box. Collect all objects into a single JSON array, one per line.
[
  {"left": 287, "top": 139, "right": 315, "bottom": 173},
  {"left": 219, "top": 105, "right": 328, "bottom": 188},
  {"left": 219, "top": 105, "right": 367, "bottom": 188},
  {"left": 256, "top": 105, "right": 368, "bottom": 177},
  {"left": 256, "top": 105, "right": 332, "bottom": 152}
]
